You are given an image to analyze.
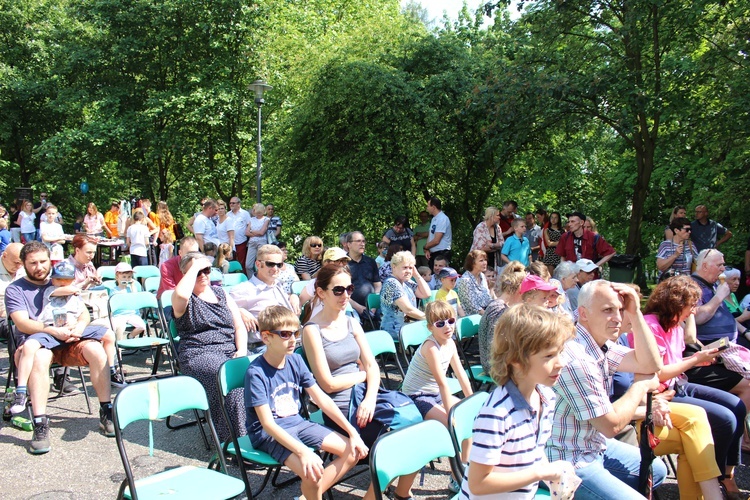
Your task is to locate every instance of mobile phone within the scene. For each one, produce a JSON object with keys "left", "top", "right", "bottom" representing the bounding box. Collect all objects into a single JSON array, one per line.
[{"left": 702, "top": 337, "right": 729, "bottom": 352}]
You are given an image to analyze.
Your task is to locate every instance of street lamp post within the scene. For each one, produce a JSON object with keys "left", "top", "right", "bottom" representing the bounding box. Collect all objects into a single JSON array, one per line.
[{"left": 249, "top": 79, "right": 272, "bottom": 204}]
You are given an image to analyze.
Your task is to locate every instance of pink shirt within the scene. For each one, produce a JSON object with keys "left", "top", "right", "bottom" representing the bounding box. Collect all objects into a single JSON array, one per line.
[{"left": 629, "top": 313, "right": 685, "bottom": 386}]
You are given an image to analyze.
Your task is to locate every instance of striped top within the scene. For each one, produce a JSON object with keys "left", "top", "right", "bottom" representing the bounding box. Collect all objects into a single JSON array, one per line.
[
  {"left": 401, "top": 336, "right": 455, "bottom": 396},
  {"left": 546, "top": 323, "right": 629, "bottom": 467},
  {"left": 459, "top": 381, "right": 555, "bottom": 500}
]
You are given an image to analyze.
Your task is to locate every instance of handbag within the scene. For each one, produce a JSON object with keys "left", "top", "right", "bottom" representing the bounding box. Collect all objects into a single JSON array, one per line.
[{"left": 348, "top": 383, "right": 422, "bottom": 432}]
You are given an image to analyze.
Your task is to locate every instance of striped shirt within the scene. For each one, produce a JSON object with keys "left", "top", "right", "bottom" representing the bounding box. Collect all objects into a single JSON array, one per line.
[
  {"left": 401, "top": 336, "right": 455, "bottom": 396},
  {"left": 546, "top": 324, "right": 629, "bottom": 467},
  {"left": 459, "top": 381, "right": 555, "bottom": 500}
]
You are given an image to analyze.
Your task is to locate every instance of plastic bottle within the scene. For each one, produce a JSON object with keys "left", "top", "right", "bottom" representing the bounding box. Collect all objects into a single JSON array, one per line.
[{"left": 11, "top": 415, "right": 33, "bottom": 432}]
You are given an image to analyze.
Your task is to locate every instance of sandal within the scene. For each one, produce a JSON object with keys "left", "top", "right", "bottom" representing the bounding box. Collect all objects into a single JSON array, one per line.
[{"left": 385, "top": 486, "right": 414, "bottom": 500}]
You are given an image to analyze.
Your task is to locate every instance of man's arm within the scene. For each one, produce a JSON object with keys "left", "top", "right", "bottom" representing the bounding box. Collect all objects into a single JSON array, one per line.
[
  {"left": 716, "top": 229, "right": 733, "bottom": 247},
  {"left": 695, "top": 282, "right": 731, "bottom": 325},
  {"left": 594, "top": 236, "right": 616, "bottom": 267},
  {"left": 194, "top": 233, "right": 205, "bottom": 252},
  {"left": 423, "top": 232, "right": 443, "bottom": 251},
  {"left": 613, "top": 284, "right": 663, "bottom": 374},
  {"left": 589, "top": 373, "right": 659, "bottom": 437}
]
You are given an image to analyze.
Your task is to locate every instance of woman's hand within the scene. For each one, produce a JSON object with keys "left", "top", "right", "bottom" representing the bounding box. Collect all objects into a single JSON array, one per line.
[
  {"left": 356, "top": 395, "right": 376, "bottom": 428},
  {"left": 691, "top": 347, "right": 720, "bottom": 367},
  {"left": 349, "top": 433, "right": 369, "bottom": 461},
  {"left": 652, "top": 396, "right": 672, "bottom": 429}
]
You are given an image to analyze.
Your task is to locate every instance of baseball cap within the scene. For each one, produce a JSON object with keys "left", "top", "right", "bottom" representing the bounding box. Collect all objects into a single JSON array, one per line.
[
  {"left": 520, "top": 275, "right": 557, "bottom": 295},
  {"left": 576, "top": 259, "right": 599, "bottom": 273},
  {"left": 51, "top": 261, "right": 75, "bottom": 279},
  {"left": 115, "top": 262, "right": 133, "bottom": 273},
  {"left": 323, "top": 247, "right": 350, "bottom": 262},
  {"left": 438, "top": 267, "right": 460, "bottom": 280}
]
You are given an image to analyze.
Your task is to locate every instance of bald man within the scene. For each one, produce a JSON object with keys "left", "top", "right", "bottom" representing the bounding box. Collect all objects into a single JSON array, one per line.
[{"left": 1, "top": 242, "right": 23, "bottom": 339}]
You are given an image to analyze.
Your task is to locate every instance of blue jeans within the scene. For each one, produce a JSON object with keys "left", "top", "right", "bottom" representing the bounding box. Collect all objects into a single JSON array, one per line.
[
  {"left": 675, "top": 381, "right": 745, "bottom": 473},
  {"left": 575, "top": 438, "right": 667, "bottom": 500}
]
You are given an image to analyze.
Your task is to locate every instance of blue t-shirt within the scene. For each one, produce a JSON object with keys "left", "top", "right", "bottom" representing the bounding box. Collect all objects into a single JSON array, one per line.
[
  {"left": 692, "top": 274, "right": 737, "bottom": 343},
  {"left": 501, "top": 235, "right": 531, "bottom": 266},
  {"left": 244, "top": 353, "right": 317, "bottom": 444},
  {"left": 0, "top": 229, "right": 11, "bottom": 253}
]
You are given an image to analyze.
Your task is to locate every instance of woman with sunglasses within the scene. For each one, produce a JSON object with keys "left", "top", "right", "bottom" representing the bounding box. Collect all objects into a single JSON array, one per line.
[
  {"left": 656, "top": 217, "right": 698, "bottom": 281},
  {"left": 173, "top": 251, "right": 248, "bottom": 442},
  {"left": 380, "top": 251, "right": 431, "bottom": 341},
  {"left": 295, "top": 235, "right": 324, "bottom": 280},
  {"left": 302, "top": 264, "right": 417, "bottom": 499}
]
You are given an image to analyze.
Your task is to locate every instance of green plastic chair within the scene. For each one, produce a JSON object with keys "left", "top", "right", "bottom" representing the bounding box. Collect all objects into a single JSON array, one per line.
[
  {"left": 365, "top": 329, "right": 405, "bottom": 384},
  {"left": 370, "top": 419, "right": 455, "bottom": 499},
  {"left": 454, "top": 314, "right": 494, "bottom": 390},
  {"left": 143, "top": 276, "right": 160, "bottom": 293},
  {"left": 366, "top": 293, "right": 381, "bottom": 311},
  {"left": 113, "top": 376, "right": 245, "bottom": 500},
  {"left": 447, "top": 391, "right": 490, "bottom": 479},
  {"left": 109, "top": 291, "right": 174, "bottom": 382},
  {"left": 291, "top": 280, "right": 310, "bottom": 296},
  {"left": 216, "top": 355, "right": 312, "bottom": 499},
  {"left": 98, "top": 265, "right": 117, "bottom": 280},
  {"left": 227, "top": 260, "right": 244, "bottom": 273},
  {"left": 221, "top": 273, "right": 248, "bottom": 287},
  {"left": 399, "top": 321, "right": 463, "bottom": 395},
  {"left": 133, "top": 265, "right": 161, "bottom": 280}
]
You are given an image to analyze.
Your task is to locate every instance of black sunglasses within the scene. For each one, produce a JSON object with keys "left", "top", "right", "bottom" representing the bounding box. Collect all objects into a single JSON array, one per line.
[
  {"left": 197, "top": 267, "right": 211, "bottom": 276},
  {"left": 433, "top": 317, "right": 456, "bottom": 328},
  {"left": 681, "top": 227, "right": 691, "bottom": 232},
  {"left": 265, "top": 330, "right": 300, "bottom": 340},
  {"left": 310, "top": 243, "right": 322, "bottom": 248},
  {"left": 331, "top": 285, "right": 355, "bottom": 296},
  {"left": 264, "top": 261, "right": 283, "bottom": 268}
]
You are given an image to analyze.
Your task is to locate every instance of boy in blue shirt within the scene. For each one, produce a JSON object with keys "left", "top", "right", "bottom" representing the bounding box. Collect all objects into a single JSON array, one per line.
[
  {"left": 460, "top": 304, "right": 576, "bottom": 499},
  {"left": 501, "top": 219, "right": 531, "bottom": 267},
  {"left": 244, "top": 306, "right": 367, "bottom": 500}
]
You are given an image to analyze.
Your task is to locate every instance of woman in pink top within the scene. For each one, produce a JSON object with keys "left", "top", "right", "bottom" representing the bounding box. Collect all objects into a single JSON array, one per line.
[
  {"left": 639, "top": 276, "right": 746, "bottom": 498},
  {"left": 83, "top": 202, "right": 106, "bottom": 236}
]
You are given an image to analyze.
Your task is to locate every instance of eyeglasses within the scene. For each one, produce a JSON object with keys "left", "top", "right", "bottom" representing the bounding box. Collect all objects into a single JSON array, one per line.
[
  {"left": 310, "top": 243, "right": 322, "bottom": 248},
  {"left": 331, "top": 285, "right": 355, "bottom": 296},
  {"left": 433, "top": 318, "right": 456, "bottom": 328},
  {"left": 229, "top": 202, "right": 238, "bottom": 205},
  {"left": 264, "top": 330, "right": 300, "bottom": 340},
  {"left": 681, "top": 227, "right": 691, "bottom": 232},
  {"left": 264, "top": 261, "right": 284, "bottom": 268},
  {"left": 351, "top": 239, "right": 366, "bottom": 244},
  {"left": 197, "top": 267, "right": 211, "bottom": 276}
]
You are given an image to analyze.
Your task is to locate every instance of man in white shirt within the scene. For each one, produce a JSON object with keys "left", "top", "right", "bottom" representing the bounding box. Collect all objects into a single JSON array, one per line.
[
  {"left": 228, "top": 197, "right": 252, "bottom": 267},
  {"left": 423, "top": 196, "right": 452, "bottom": 271},
  {"left": 192, "top": 199, "right": 219, "bottom": 252},
  {"left": 40, "top": 205, "right": 66, "bottom": 250}
]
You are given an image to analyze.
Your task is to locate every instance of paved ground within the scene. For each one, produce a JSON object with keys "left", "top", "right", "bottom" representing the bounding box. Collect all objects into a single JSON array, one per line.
[{"left": 1, "top": 342, "right": 749, "bottom": 499}]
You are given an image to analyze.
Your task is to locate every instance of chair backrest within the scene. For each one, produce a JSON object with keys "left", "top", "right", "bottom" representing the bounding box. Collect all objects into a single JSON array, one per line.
[
  {"left": 449, "top": 391, "right": 490, "bottom": 454},
  {"left": 98, "top": 265, "right": 117, "bottom": 280},
  {"left": 367, "top": 293, "right": 381, "bottom": 311},
  {"left": 291, "top": 280, "right": 310, "bottom": 296},
  {"left": 101, "top": 280, "right": 143, "bottom": 295},
  {"left": 370, "top": 419, "right": 455, "bottom": 497},
  {"left": 108, "top": 290, "right": 159, "bottom": 317},
  {"left": 143, "top": 276, "right": 160, "bottom": 293},
  {"left": 366, "top": 330, "right": 397, "bottom": 357},
  {"left": 159, "top": 289, "right": 174, "bottom": 310},
  {"left": 133, "top": 265, "right": 160, "bottom": 279},
  {"left": 217, "top": 354, "right": 262, "bottom": 396},
  {"left": 456, "top": 314, "right": 482, "bottom": 341},
  {"left": 221, "top": 273, "right": 248, "bottom": 287},
  {"left": 399, "top": 320, "right": 430, "bottom": 355},
  {"left": 227, "top": 260, "right": 243, "bottom": 273},
  {"left": 114, "top": 376, "right": 209, "bottom": 430}
]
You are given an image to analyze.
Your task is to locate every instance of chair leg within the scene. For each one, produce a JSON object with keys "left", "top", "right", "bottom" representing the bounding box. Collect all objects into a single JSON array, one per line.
[
  {"left": 165, "top": 411, "right": 210, "bottom": 450},
  {"left": 76, "top": 366, "right": 92, "bottom": 415}
]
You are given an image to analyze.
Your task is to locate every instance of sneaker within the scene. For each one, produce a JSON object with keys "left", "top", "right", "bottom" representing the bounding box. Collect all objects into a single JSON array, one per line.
[
  {"left": 9, "top": 391, "right": 28, "bottom": 415},
  {"left": 30, "top": 418, "right": 51, "bottom": 454},
  {"left": 110, "top": 371, "right": 127, "bottom": 388},
  {"left": 53, "top": 373, "right": 79, "bottom": 395},
  {"left": 99, "top": 405, "right": 115, "bottom": 437},
  {"left": 449, "top": 476, "right": 461, "bottom": 494}
]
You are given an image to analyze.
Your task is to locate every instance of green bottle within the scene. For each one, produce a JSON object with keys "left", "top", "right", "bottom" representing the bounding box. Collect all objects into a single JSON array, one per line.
[{"left": 11, "top": 415, "right": 33, "bottom": 432}]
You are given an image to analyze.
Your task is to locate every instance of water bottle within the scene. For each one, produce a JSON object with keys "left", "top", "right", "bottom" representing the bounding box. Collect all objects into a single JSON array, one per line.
[{"left": 11, "top": 415, "right": 33, "bottom": 431}]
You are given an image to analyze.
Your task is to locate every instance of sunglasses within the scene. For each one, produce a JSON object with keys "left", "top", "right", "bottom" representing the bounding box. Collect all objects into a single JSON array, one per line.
[
  {"left": 264, "top": 261, "right": 283, "bottom": 268},
  {"left": 331, "top": 285, "right": 355, "bottom": 296},
  {"left": 433, "top": 317, "right": 456, "bottom": 328},
  {"left": 310, "top": 243, "right": 322, "bottom": 248},
  {"left": 197, "top": 267, "right": 211, "bottom": 276},
  {"left": 264, "top": 330, "right": 300, "bottom": 340},
  {"left": 681, "top": 227, "right": 691, "bottom": 232}
]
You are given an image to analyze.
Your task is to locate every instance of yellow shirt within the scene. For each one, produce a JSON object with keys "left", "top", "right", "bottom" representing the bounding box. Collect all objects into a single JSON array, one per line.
[{"left": 104, "top": 210, "right": 119, "bottom": 237}]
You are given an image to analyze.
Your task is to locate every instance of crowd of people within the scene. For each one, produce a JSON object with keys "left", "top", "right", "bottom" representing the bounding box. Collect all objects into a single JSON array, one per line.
[{"left": 3, "top": 192, "right": 750, "bottom": 500}]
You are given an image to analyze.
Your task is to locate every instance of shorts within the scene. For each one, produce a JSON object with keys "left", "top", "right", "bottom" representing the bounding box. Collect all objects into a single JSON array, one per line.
[
  {"left": 409, "top": 392, "right": 443, "bottom": 418},
  {"left": 254, "top": 420, "right": 333, "bottom": 464},
  {"left": 17, "top": 325, "right": 109, "bottom": 350},
  {"left": 686, "top": 363, "right": 743, "bottom": 392},
  {"left": 52, "top": 340, "right": 98, "bottom": 366}
]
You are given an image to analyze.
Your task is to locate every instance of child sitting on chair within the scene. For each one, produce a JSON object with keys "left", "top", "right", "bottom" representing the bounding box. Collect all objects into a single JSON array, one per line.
[
  {"left": 10, "top": 261, "right": 118, "bottom": 414},
  {"left": 106, "top": 262, "right": 146, "bottom": 341},
  {"left": 244, "top": 306, "right": 368, "bottom": 500},
  {"left": 400, "top": 300, "right": 474, "bottom": 495},
  {"left": 459, "top": 304, "right": 575, "bottom": 499}
]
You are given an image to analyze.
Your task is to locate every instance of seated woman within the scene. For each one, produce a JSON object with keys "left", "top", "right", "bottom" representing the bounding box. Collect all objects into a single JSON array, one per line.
[
  {"left": 302, "top": 264, "right": 416, "bottom": 500},
  {"left": 377, "top": 242, "right": 401, "bottom": 283},
  {"left": 172, "top": 251, "right": 248, "bottom": 442},
  {"left": 455, "top": 250, "right": 492, "bottom": 315},
  {"left": 656, "top": 217, "right": 698, "bottom": 281},
  {"left": 380, "top": 251, "right": 431, "bottom": 340},
  {"left": 637, "top": 276, "right": 745, "bottom": 498},
  {"left": 274, "top": 241, "right": 299, "bottom": 295},
  {"left": 724, "top": 268, "right": 750, "bottom": 337},
  {"left": 295, "top": 235, "right": 324, "bottom": 280}
]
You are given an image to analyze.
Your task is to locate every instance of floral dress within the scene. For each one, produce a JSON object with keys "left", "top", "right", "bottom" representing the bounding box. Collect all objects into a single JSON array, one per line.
[
  {"left": 541, "top": 227, "right": 562, "bottom": 267},
  {"left": 380, "top": 277, "right": 417, "bottom": 340},
  {"left": 455, "top": 271, "right": 492, "bottom": 315}
]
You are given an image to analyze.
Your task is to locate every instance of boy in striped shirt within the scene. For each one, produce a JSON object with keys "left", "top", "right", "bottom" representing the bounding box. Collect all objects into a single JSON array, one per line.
[{"left": 460, "top": 304, "right": 575, "bottom": 499}]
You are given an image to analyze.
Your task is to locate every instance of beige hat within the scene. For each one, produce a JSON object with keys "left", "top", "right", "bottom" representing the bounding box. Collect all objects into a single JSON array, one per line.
[{"left": 323, "top": 247, "right": 350, "bottom": 262}]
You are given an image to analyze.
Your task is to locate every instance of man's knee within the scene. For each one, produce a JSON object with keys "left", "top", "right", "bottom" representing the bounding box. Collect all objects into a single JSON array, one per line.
[
  {"left": 81, "top": 342, "right": 107, "bottom": 366},
  {"left": 33, "top": 348, "right": 53, "bottom": 369}
]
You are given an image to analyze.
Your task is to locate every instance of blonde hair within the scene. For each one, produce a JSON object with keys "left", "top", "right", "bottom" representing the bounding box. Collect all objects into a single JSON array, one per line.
[
  {"left": 498, "top": 262, "right": 526, "bottom": 295},
  {"left": 484, "top": 206, "right": 499, "bottom": 222},
  {"left": 215, "top": 243, "right": 232, "bottom": 268},
  {"left": 425, "top": 300, "right": 456, "bottom": 325},
  {"left": 390, "top": 250, "right": 415, "bottom": 269},
  {"left": 302, "top": 236, "right": 324, "bottom": 260},
  {"left": 489, "top": 304, "right": 575, "bottom": 385},
  {"left": 252, "top": 203, "right": 266, "bottom": 216},
  {"left": 527, "top": 261, "right": 550, "bottom": 281},
  {"left": 257, "top": 243, "right": 282, "bottom": 262},
  {"left": 258, "top": 305, "right": 300, "bottom": 332}
]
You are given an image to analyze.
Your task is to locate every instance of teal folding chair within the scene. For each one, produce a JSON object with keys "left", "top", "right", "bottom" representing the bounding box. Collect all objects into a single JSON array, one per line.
[
  {"left": 455, "top": 315, "right": 494, "bottom": 390},
  {"left": 370, "top": 419, "right": 455, "bottom": 500},
  {"left": 109, "top": 291, "right": 173, "bottom": 382},
  {"left": 227, "top": 260, "right": 243, "bottom": 273},
  {"left": 365, "top": 329, "right": 405, "bottom": 386},
  {"left": 366, "top": 293, "right": 381, "bottom": 312},
  {"left": 447, "top": 391, "right": 490, "bottom": 480},
  {"left": 98, "top": 265, "right": 117, "bottom": 280},
  {"left": 399, "top": 321, "right": 463, "bottom": 395},
  {"left": 143, "top": 276, "right": 160, "bottom": 293},
  {"left": 133, "top": 265, "right": 160, "bottom": 280},
  {"left": 221, "top": 273, "right": 248, "bottom": 288},
  {"left": 216, "top": 355, "right": 312, "bottom": 499},
  {"left": 291, "top": 280, "right": 310, "bottom": 296},
  {"left": 113, "top": 376, "right": 245, "bottom": 500}
]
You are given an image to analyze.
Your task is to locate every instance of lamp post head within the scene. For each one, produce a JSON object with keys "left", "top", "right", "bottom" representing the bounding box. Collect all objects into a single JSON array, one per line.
[{"left": 249, "top": 79, "right": 272, "bottom": 105}]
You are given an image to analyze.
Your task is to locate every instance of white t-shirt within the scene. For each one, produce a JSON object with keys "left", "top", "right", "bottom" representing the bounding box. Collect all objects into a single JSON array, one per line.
[
  {"left": 127, "top": 223, "right": 150, "bottom": 257},
  {"left": 40, "top": 221, "right": 65, "bottom": 247},
  {"left": 428, "top": 210, "right": 452, "bottom": 252},
  {"left": 193, "top": 214, "right": 219, "bottom": 246},
  {"left": 229, "top": 209, "right": 252, "bottom": 244},
  {"left": 19, "top": 211, "right": 36, "bottom": 233},
  {"left": 216, "top": 217, "right": 235, "bottom": 249}
]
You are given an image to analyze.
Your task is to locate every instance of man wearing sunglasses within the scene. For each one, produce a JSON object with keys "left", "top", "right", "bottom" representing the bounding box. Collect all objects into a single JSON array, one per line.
[
  {"left": 229, "top": 244, "right": 300, "bottom": 348},
  {"left": 691, "top": 204, "right": 732, "bottom": 252}
]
